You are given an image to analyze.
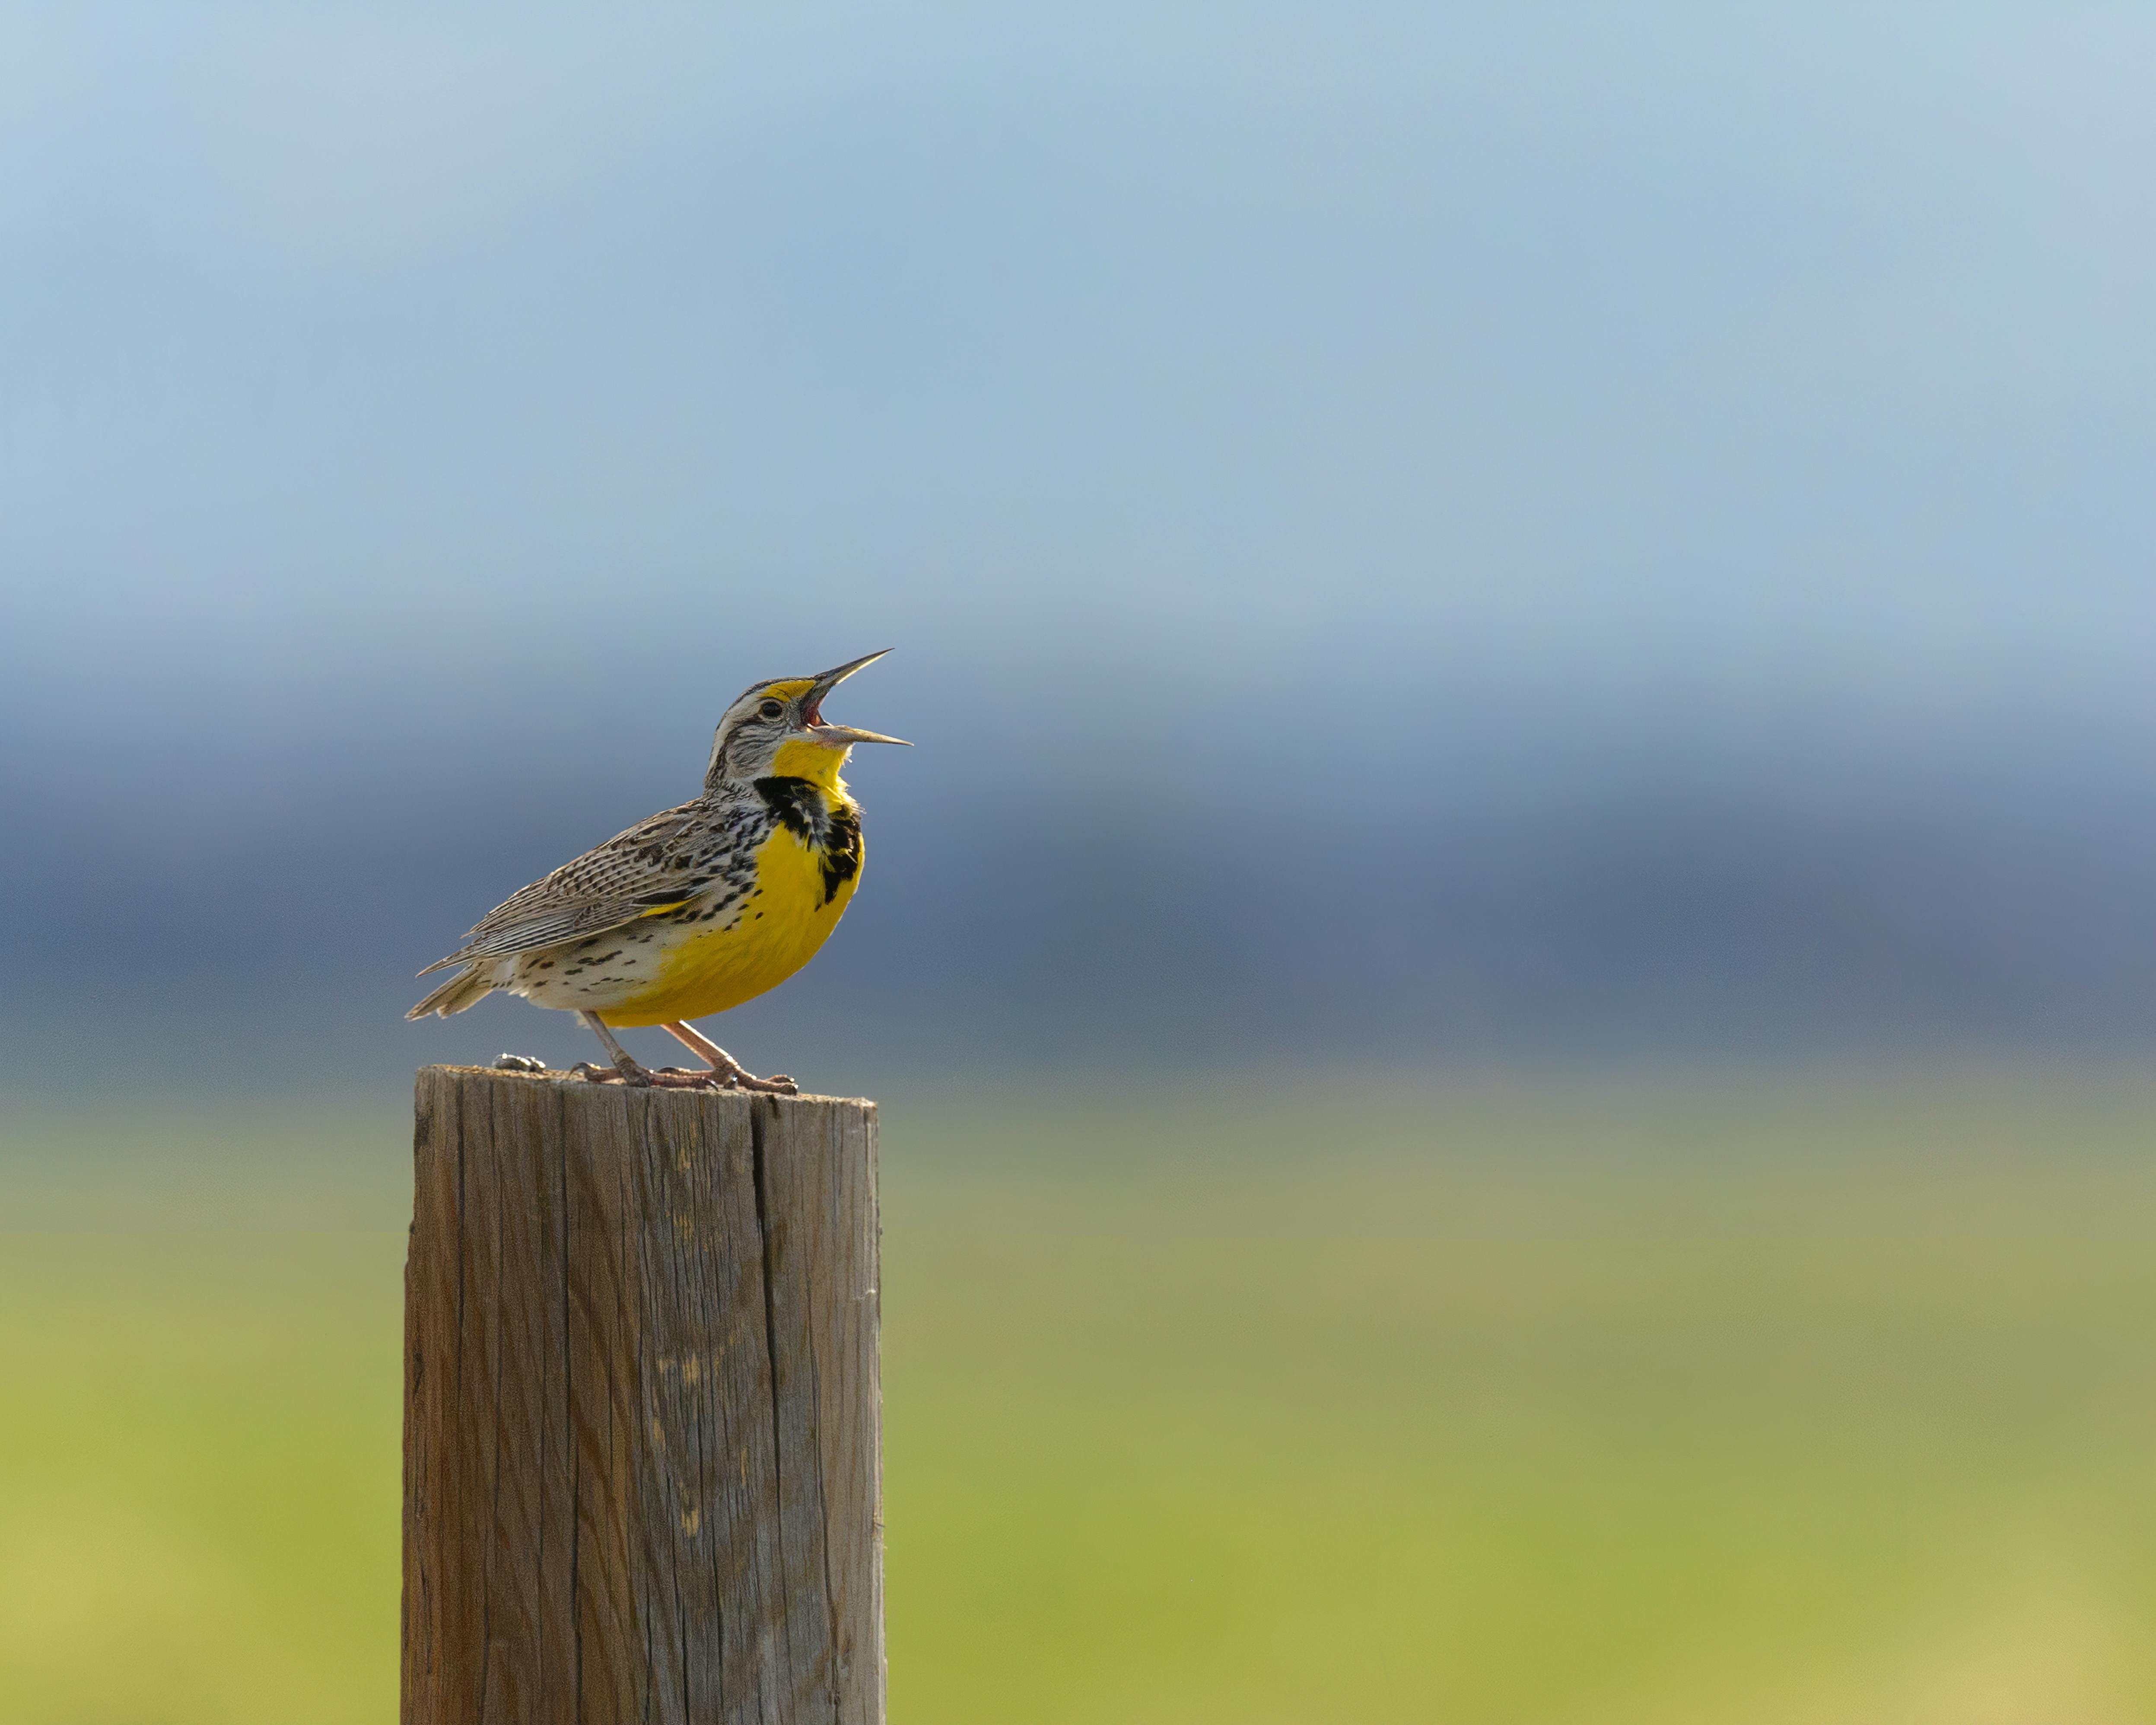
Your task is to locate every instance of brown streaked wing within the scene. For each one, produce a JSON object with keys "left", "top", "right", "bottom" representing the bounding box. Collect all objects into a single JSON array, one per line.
[{"left": 415, "top": 803, "right": 731, "bottom": 972}]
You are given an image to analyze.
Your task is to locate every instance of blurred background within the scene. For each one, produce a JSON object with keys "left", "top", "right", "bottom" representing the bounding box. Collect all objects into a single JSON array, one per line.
[{"left": 4, "top": 3, "right": 2155, "bottom": 1720}]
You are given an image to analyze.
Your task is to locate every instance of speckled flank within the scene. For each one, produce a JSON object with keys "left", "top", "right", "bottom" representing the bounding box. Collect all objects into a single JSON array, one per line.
[
  {"left": 410, "top": 773, "right": 868, "bottom": 1028},
  {"left": 508, "top": 791, "right": 864, "bottom": 1027}
]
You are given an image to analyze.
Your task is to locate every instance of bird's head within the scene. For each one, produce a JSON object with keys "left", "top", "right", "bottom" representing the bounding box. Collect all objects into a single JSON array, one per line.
[{"left": 704, "top": 650, "right": 909, "bottom": 790}]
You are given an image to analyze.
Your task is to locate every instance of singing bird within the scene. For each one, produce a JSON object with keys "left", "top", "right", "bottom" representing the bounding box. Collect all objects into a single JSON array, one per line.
[{"left": 407, "top": 651, "right": 907, "bottom": 1092}]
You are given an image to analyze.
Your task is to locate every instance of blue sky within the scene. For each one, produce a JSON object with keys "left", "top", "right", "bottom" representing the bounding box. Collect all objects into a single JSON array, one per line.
[{"left": 5, "top": 4, "right": 2153, "bottom": 1081}]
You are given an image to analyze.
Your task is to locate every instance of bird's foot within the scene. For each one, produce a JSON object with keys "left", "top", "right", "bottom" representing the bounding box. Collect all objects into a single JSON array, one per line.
[
  {"left": 493, "top": 1053, "right": 547, "bottom": 1074},
  {"left": 569, "top": 1059, "right": 792, "bottom": 1095},
  {"left": 654, "top": 1066, "right": 734, "bottom": 1090},
  {"left": 729, "top": 1069, "right": 799, "bottom": 1095},
  {"left": 650, "top": 1064, "right": 795, "bottom": 1093},
  {"left": 657, "top": 1023, "right": 801, "bottom": 1097},
  {"left": 571, "top": 1060, "right": 652, "bottom": 1087}
]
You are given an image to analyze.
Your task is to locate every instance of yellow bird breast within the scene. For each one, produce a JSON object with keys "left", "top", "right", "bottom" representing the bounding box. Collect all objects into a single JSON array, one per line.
[{"left": 599, "top": 823, "right": 862, "bottom": 1028}]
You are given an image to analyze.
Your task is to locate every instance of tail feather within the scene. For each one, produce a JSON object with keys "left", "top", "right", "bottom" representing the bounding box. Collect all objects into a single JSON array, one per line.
[{"left": 406, "top": 964, "right": 500, "bottom": 1020}]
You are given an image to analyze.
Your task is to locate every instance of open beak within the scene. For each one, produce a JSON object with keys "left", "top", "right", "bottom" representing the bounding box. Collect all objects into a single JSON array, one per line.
[{"left": 801, "top": 649, "right": 910, "bottom": 748}]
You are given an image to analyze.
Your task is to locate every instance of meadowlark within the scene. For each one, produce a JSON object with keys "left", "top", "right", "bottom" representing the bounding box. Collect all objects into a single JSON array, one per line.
[{"left": 407, "top": 651, "right": 906, "bottom": 1092}]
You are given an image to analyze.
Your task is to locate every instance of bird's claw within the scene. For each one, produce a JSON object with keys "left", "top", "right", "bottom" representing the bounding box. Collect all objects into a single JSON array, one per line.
[
  {"left": 571, "top": 1061, "right": 648, "bottom": 1086},
  {"left": 734, "top": 1072, "right": 799, "bottom": 1095},
  {"left": 656, "top": 1066, "right": 735, "bottom": 1090},
  {"left": 570, "top": 1059, "right": 791, "bottom": 1095}
]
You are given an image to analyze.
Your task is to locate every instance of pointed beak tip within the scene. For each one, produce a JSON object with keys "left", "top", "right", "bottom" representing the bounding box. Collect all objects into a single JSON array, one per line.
[{"left": 818, "top": 648, "right": 892, "bottom": 684}]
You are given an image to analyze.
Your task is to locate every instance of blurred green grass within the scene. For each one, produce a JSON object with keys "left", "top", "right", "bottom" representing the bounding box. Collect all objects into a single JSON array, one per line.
[{"left": 4, "top": 1068, "right": 2156, "bottom": 1723}]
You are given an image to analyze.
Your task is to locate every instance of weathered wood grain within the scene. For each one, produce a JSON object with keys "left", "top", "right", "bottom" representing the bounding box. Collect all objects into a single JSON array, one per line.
[{"left": 403, "top": 1067, "right": 883, "bottom": 1725}]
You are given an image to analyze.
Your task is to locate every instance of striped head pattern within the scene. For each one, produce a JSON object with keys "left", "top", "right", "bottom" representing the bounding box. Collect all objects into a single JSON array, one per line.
[{"left": 703, "top": 650, "right": 909, "bottom": 789}]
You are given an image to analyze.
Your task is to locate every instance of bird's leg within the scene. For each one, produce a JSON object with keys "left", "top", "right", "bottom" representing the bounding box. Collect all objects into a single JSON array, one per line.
[
  {"left": 577, "top": 1012, "right": 653, "bottom": 1086},
  {"left": 573, "top": 1014, "right": 734, "bottom": 1089},
  {"left": 662, "top": 1021, "right": 799, "bottom": 1095}
]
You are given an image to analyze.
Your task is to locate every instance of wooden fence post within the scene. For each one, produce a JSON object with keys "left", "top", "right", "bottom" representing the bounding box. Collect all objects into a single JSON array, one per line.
[{"left": 401, "top": 1066, "right": 884, "bottom": 1725}]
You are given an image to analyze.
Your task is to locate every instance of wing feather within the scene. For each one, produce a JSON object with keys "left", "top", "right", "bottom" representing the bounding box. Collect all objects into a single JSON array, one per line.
[{"left": 415, "top": 800, "right": 752, "bottom": 973}]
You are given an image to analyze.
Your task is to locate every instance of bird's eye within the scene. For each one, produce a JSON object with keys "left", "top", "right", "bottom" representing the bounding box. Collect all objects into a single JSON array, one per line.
[{"left": 758, "top": 699, "right": 785, "bottom": 720}]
